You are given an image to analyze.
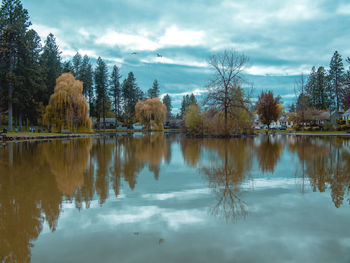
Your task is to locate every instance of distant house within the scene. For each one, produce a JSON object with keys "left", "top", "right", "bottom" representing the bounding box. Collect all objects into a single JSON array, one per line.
[
  {"left": 271, "top": 114, "right": 294, "bottom": 128},
  {"left": 92, "top": 118, "right": 117, "bottom": 128},
  {"left": 308, "top": 110, "right": 330, "bottom": 125},
  {"left": 132, "top": 122, "right": 144, "bottom": 129},
  {"left": 342, "top": 109, "right": 350, "bottom": 122}
]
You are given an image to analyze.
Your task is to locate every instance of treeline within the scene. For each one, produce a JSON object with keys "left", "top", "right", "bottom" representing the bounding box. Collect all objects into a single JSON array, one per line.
[
  {"left": 294, "top": 51, "right": 350, "bottom": 113},
  {"left": 0, "top": 0, "right": 172, "bottom": 131}
]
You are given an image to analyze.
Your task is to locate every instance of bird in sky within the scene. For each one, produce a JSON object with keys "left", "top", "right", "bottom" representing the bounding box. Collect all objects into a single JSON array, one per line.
[
  {"left": 130, "top": 52, "right": 137, "bottom": 55},
  {"left": 156, "top": 53, "right": 162, "bottom": 57}
]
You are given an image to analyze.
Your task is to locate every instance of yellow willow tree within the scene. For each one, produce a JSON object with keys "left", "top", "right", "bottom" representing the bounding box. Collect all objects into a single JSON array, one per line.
[
  {"left": 135, "top": 98, "right": 166, "bottom": 130},
  {"left": 43, "top": 73, "right": 92, "bottom": 132}
]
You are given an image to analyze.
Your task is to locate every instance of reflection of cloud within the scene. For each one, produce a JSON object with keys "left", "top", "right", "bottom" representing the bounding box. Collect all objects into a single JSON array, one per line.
[
  {"left": 242, "top": 178, "right": 309, "bottom": 190},
  {"left": 142, "top": 188, "right": 210, "bottom": 200},
  {"left": 99, "top": 206, "right": 205, "bottom": 230}
]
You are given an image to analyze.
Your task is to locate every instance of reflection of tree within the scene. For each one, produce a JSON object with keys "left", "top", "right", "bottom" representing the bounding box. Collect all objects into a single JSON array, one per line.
[
  {"left": 135, "top": 133, "right": 168, "bottom": 180},
  {"left": 92, "top": 138, "right": 113, "bottom": 205},
  {"left": 0, "top": 142, "right": 62, "bottom": 262},
  {"left": 181, "top": 138, "right": 201, "bottom": 167},
  {"left": 256, "top": 136, "right": 283, "bottom": 173},
  {"left": 200, "top": 139, "right": 253, "bottom": 221},
  {"left": 288, "top": 136, "right": 350, "bottom": 207},
  {"left": 44, "top": 139, "right": 92, "bottom": 196},
  {"left": 0, "top": 134, "right": 176, "bottom": 262}
]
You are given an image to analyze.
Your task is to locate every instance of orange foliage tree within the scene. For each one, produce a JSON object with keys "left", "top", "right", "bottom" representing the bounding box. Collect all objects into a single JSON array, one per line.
[
  {"left": 43, "top": 73, "right": 92, "bottom": 132},
  {"left": 135, "top": 98, "right": 166, "bottom": 130}
]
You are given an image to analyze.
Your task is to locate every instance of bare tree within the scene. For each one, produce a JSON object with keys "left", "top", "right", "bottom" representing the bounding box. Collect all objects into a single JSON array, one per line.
[
  {"left": 294, "top": 74, "right": 309, "bottom": 131},
  {"left": 205, "top": 50, "right": 250, "bottom": 134}
]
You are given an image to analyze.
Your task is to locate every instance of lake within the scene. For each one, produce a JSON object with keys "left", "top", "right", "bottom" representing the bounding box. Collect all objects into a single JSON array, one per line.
[{"left": 0, "top": 134, "right": 350, "bottom": 263}]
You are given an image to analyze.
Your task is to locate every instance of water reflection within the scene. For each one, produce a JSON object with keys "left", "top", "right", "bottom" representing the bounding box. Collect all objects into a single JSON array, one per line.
[
  {"left": 200, "top": 139, "right": 253, "bottom": 221},
  {"left": 288, "top": 136, "right": 350, "bottom": 207},
  {"left": 0, "top": 134, "right": 350, "bottom": 262},
  {"left": 256, "top": 136, "right": 283, "bottom": 173}
]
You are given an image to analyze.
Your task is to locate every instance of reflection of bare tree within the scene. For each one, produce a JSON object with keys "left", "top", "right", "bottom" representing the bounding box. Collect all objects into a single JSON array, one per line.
[
  {"left": 198, "top": 139, "right": 253, "bottom": 221},
  {"left": 255, "top": 136, "right": 283, "bottom": 173},
  {"left": 288, "top": 136, "right": 350, "bottom": 207}
]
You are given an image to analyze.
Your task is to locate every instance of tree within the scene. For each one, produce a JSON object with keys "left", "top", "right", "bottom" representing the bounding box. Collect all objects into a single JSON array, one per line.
[
  {"left": 184, "top": 104, "right": 202, "bottom": 136},
  {"left": 306, "top": 66, "right": 330, "bottom": 110},
  {"left": 295, "top": 74, "right": 308, "bottom": 131},
  {"left": 62, "top": 60, "right": 73, "bottom": 73},
  {"left": 180, "top": 93, "right": 197, "bottom": 117},
  {"left": 94, "top": 57, "right": 108, "bottom": 130},
  {"left": 71, "top": 52, "right": 82, "bottom": 79},
  {"left": 109, "top": 65, "right": 121, "bottom": 127},
  {"left": 0, "top": 0, "right": 31, "bottom": 131},
  {"left": 205, "top": 49, "right": 250, "bottom": 134},
  {"left": 256, "top": 91, "right": 279, "bottom": 129},
  {"left": 80, "top": 55, "right": 93, "bottom": 114},
  {"left": 40, "top": 33, "right": 62, "bottom": 104},
  {"left": 135, "top": 98, "right": 166, "bottom": 130},
  {"left": 122, "top": 72, "right": 142, "bottom": 127},
  {"left": 329, "top": 51, "right": 344, "bottom": 112},
  {"left": 162, "top": 93, "right": 172, "bottom": 120},
  {"left": 43, "top": 73, "right": 92, "bottom": 132},
  {"left": 16, "top": 29, "right": 45, "bottom": 130},
  {"left": 147, "top": 79, "right": 160, "bottom": 98},
  {"left": 289, "top": 103, "right": 296, "bottom": 112}
]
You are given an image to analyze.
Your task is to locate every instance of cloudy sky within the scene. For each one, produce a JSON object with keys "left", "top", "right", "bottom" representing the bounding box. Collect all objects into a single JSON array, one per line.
[{"left": 23, "top": 0, "right": 350, "bottom": 112}]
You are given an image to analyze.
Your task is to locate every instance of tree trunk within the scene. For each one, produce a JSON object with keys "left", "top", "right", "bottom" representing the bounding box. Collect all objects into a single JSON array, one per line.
[
  {"left": 19, "top": 113, "right": 23, "bottom": 131},
  {"left": 8, "top": 38, "right": 14, "bottom": 132},
  {"left": 103, "top": 97, "right": 106, "bottom": 131},
  {"left": 8, "top": 85, "right": 13, "bottom": 132}
]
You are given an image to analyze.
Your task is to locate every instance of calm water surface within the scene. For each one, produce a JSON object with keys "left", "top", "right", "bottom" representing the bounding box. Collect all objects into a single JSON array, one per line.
[{"left": 0, "top": 134, "right": 350, "bottom": 263}]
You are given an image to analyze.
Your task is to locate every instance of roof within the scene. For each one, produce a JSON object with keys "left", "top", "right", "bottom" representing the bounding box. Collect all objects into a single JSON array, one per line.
[{"left": 343, "top": 108, "right": 350, "bottom": 116}]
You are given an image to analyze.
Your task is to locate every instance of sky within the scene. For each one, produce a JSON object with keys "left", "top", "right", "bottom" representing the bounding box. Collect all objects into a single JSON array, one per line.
[{"left": 22, "top": 0, "right": 350, "bottom": 112}]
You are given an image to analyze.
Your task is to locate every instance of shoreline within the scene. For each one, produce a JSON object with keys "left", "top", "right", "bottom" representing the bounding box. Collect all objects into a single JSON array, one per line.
[{"left": 2, "top": 130, "right": 350, "bottom": 143}]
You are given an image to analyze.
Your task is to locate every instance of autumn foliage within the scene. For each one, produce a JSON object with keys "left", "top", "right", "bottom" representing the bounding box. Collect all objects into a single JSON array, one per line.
[
  {"left": 135, "top": 98, "right": 166, "bottom": 130},
  {"left": 256, "top": 91, "right": 279, "bottom": 129},
  {"left": 43, "top": 73, "right": 92, "bottom": 132},
  {"left": 183, "top": 106, "right": 253, "bottom": 136}
]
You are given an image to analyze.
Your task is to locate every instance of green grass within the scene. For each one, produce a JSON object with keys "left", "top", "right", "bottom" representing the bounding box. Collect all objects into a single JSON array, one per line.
[
  {"left": 5, "top": 132, "right": 68, "bottom": 137},
  {"left": 293, "top": 131, "right": 350, "bottom": 135},
  {"left": 255, "top": 129, "right": 350, "bottom": 135}
]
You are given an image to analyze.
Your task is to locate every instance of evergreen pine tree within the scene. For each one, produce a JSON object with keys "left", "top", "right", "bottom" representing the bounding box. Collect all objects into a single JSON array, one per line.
[
  {"left": 40, "top": 33, "right": 62, "bottom": 104},
  {"left": 80, "top": 55, "right": 93, "bottom": 115},
  {"left": 0, "top": 0, "right": 31, "bottom": 131},
  {"left": 17, "top": 29, "right": 45, "bottom": 130},
  {"left": 122, "top": 72, "right": 141, "bottom": 127},
  {"left": 62, "top": 60, "right": 73, "bottom": 73},
  {"left": 162, "top": 94, "right": 172, "bottom": 120},
  {"left": 109, "top": 65, "right": 121, "bottom": 127},
  {"left": 72, "top": 52, "right": 82, "bottom": 80},
  {"left": 94, "top": 57, "right": 108, "bottom": 130},
  {"left": 147, "top": 79, "right": 160, "bottom": 98},
  {"left": 329, "top": 51, "right": 344, "bottom": 112}
]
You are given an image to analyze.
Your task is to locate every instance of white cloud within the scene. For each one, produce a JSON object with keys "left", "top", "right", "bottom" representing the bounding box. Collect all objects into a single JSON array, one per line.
[
  {"left": 337, "top": 4, "right": 350, "bottom": 15},
  {"left": 245, "top": 65, "right": 310, "bottom": 76},
  {"left": 141, "top": 55, "right": 207, "bottom": 68},
  {"left": 31, "top": 24, "right": 59, "bottom": 40},
  {"left": 77, "top": 49, "right": 98, "bottom": 58},
  {"left": 95, "top": 30, "right": 159, "bottom": 51},
  {"left": 159, "top": 26, "right": 205, "bottom": 47},
  {"left": 95, "top": 26, "right": 206, "bottom": 52}
]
